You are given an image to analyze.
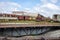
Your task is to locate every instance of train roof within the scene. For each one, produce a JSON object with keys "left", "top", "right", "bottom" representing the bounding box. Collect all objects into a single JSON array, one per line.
[
  {"left": 53, "top": 14, "right": 60, "bottom": 16},
  {"left": 0, "top": 11, "right": 39, "bottom": 17}
]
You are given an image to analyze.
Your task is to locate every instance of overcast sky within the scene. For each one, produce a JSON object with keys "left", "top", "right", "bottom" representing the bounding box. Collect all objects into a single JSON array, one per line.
[{"left": 0, "top": 0, "right": 60, "bottom": 18}]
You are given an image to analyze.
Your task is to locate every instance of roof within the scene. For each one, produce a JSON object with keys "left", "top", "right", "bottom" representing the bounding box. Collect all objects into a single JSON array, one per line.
[
  {"left": 12, "top": 11, "right": 38, "bottom": 17},
  {"left": 0, "top": 11, "right": 43, "bottom": 17},
  {"left": 53, "top": 14, "right": 60, "bottom": 16}
]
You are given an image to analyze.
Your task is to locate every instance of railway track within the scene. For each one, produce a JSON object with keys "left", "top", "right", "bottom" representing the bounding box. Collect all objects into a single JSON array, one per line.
[{"left": 0, "top": 23, "right": 60, "bottom": 28}]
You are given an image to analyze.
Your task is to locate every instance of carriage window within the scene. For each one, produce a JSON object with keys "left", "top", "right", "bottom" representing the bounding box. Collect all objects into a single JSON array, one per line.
[{"left": 54, "top": 15, "right": 57, "bottom": 19}]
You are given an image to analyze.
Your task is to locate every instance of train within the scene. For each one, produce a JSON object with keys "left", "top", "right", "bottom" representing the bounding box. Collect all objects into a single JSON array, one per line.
[
  {"left": 0, "top": 13, "right": 46, "bottom": 22},
  {"left": 0, "top": 12, "right": 60, "bottom": 22},
  {"left": 53, "top": 14, "right": 60, "bottom": 22}
]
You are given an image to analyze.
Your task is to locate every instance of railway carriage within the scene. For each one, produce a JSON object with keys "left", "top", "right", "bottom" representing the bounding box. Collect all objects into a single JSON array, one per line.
[{"left": 53, "top": 14, "right": 60, "bottom": 22}]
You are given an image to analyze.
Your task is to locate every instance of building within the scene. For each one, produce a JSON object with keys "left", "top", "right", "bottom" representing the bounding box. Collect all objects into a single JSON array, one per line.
[{"left": 53, "top": 14, "right": 60, "bottom": 22}]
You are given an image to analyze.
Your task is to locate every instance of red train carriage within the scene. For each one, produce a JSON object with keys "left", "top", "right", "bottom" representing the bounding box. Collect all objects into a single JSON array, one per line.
[
  {"left": 18, "top": 16, "right": 31, "bottom": 20},
  {"left": 18, "top": 16, "right": 23, "bottom": 20},
  {"left": 25, "top": 16, "right": 30, "bottom": 20},
  {"left": 36, "top": 14, "right": 45, "bottom": 21},
  {"left": 36, "top": 17, "right": 42, "bottom": 21}
]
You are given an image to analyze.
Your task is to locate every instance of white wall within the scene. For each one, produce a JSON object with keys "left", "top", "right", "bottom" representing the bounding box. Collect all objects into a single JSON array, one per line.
[
  {"left": 0, "top": 17, "right": 17, "bottom": 19},
  {"left": 57, "top": 15, "right": 60, "bottom": 21}
]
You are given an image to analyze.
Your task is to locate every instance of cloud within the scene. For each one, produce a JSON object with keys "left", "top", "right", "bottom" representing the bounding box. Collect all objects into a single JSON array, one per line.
[
  {"left": 40, "top": 0, "right": 58, "bottom": 4},
  {"left": 24, "top": 8, "right": 31, "bottom": 12},
  {"left": 0, "top": 2, "right": 21, "bottom": 13},
  {"left": 23, "top": 8, "right": 37, "bottom": 13},
  {"left": 23, "top": 2, "right": 60, "bottom": 18},
  {"left": 42, "top": 3, "right": 60, "bottom": 10},
  {"left": 0, "top": 0, "right": 59, "bottom": 18},
  {"left": 50, "top": 0, "right": 58, "bottom": 3},
  {"left": 40, "top": 0, "right": 48, "bottom": 4},
  {"left": 22, "top": 0, "right": 60, "bottom": 18},
  {"left": 31, "top": 0, "right": 60, "bottom": 18}
]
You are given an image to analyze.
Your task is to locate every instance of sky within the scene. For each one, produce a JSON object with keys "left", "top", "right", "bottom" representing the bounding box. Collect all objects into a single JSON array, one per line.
[{"left": 0, "top": 0, "right": 60, "bottom": 18}]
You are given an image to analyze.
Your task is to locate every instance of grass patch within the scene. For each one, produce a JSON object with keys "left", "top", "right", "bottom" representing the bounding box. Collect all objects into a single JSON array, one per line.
[{"left": 0, "top": 20, "right": 60, "bottom": 25}]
